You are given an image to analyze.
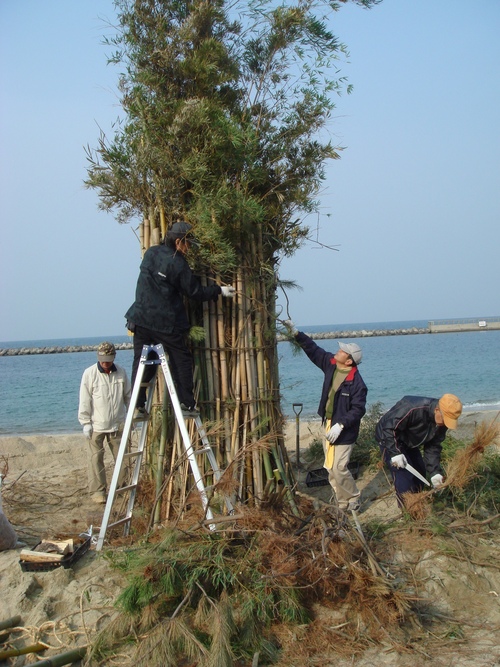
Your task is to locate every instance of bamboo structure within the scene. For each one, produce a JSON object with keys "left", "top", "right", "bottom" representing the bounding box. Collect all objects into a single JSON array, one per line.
[
  {"left": 137, "top": 218, "right": 296, "bottom": 529},
  {"left": 84, "top": 0, "right": 351, "bottom": 531}
]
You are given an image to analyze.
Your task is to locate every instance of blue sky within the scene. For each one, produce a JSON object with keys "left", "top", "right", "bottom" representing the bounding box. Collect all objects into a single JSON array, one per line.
[{"left": 1, "top": 0, "right": 499, "bottom": 341}]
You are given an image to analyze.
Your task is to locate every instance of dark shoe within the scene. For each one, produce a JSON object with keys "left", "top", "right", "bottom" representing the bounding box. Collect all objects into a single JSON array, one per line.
[
  {"left": 180, "top": 403, "right": 200, "bottom": 417},
  {"left": 133, "top": 407, "right": 149, "bottom": 421}
]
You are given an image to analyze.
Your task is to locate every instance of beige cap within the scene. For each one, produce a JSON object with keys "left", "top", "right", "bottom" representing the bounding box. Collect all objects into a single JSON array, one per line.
[{"left": 97, "top": 341, "right": 116, "bottom": 362}]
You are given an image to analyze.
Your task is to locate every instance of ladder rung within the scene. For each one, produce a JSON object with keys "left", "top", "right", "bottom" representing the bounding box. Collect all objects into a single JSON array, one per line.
[
  {"left": 107, "top": 516, "right": 132, "bottom": 530},
  {"left": 115, "top": 483, "right": 137, "bottom": 493},
  {"left": 123, "top": 451, "right": 140, "bottom": 459},
  {"left": 193, "top": 446, "right": 213, "bottom": 455}
]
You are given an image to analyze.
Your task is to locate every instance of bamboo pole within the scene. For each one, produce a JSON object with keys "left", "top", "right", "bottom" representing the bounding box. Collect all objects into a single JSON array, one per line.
[
  {"left": 159, "top": 200, "right": 166, "bottom": 238},
  {"left": 144, "top": 205, "right": 153, "bottom": 249},
  {"left": 215, "top": 277, "right": 232, "bottom": 456},
  {"left": 216, "top": 276, "right": 230, "bottom": 401},
  {"left": 153, "top": 389, "right": 169, "bottom": 526},
  {"left": 0, "top": 643, "right": 48, "bottom": 661},
  {"left": 0, "top": 615, "right": 21, "bottom": 631},
  {"left": 202, "top": 278, "right": 215, "bottom": 417},
  {"left": 164, "top": 426, "right": 178, "bottom": 522},
  {"left": 26, "top": 647, "right": 87, "bottom": 667}
]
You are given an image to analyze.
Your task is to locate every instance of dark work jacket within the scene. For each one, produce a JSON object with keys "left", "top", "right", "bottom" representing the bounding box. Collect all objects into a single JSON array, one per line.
[
  {"left": 375, "top": 396, "right": 446, "bottom": 476},
  {"left": 125, "top": 245, "right": 221, "bottom": 334},
  {"left": 296, "top": 332, "right": 367, "bottom": 444}
]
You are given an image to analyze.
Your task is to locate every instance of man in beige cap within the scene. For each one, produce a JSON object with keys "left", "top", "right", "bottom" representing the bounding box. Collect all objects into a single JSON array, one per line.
[
  {"left": 78, "top": 342, "right": 131, "bottom": 503},
  {"left": 375, "top": 394, "right": 463, "bottom": 505}
]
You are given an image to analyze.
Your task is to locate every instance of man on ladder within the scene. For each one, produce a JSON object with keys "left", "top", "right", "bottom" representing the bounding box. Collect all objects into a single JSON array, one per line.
[
  {"left": 97, "top": 221, "right": 235, "bottom": 550},
  {"left": 125, "top": 221, "right": 235, "bottom": 419}
]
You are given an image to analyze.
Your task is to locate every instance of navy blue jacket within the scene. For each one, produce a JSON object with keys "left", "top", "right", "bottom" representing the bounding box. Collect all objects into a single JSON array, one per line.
[
  {"left": 375, "top": 396, "right": 446, "bottom": 476},
  {"left": 296, "top": 332, "right": 367, "bottom": 444},
  {"left": 125, "top": 244, "right": 221, "bottom": 335}
]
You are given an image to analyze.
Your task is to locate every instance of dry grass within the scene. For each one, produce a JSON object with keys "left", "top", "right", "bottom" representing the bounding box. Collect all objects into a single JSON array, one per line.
[
  {"left": 91, "top": 492, "right": 419, "bottom": 666},
  {"left": 444, "top": 418, "right": 500, "bottom": 491},
  {"left": 396, "top": 418, "right": 500, "bottom": 521}
]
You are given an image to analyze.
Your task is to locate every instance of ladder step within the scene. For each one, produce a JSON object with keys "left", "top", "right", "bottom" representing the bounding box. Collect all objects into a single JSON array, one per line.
[
  {"left": 193, "top": 446, "right": 213, "bottom": 455},
  {"left": 123, "top": 451, "right": 141, "bottom": 459},
  {"left": 106, "top": 516, "right": 132, "bottom": 530},
  {"left": 115, "top": 483, "right": 138, "bottom": 493}
]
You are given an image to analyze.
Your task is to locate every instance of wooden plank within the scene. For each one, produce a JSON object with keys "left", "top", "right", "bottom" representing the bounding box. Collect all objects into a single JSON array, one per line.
[
  {"left": 19, "top": 550, "right": 66, "bottom": 563},
  {"left": 36, "top": 539, "right": 73, "bottom": 555}
]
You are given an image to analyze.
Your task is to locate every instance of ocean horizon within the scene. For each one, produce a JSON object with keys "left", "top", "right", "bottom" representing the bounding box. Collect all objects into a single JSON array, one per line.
[
  {"left": 0, "top": 318, "right": 428, "bottom": 350},
  {"left": 1, "top": 319, "right": 499, "bottom": 436}
]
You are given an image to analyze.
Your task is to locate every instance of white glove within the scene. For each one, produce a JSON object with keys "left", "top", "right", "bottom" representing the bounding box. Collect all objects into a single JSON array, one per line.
[
  {"left": 83, "top": 424, "right": 93, "bottom": 439},
  {"left": 391, "top": 454, "right": 407, "bottom": 469},
  {"left": 430, "top": 473, "right": 444, "bottom": 488},
  {"left": 221, "top": 285, "right": 235, "bottom": 298},
  {"left": 283, "top": 319, "right": 298, "bottom": 336},
  {"left": 326, "top": 423, "right": 343, "bottom": 443}
]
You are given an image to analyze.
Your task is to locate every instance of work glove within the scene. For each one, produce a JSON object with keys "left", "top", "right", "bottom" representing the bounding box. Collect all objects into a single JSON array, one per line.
[
  {"left": 221, "top": 285, "right": 235, "bottom": 298},
  {"left": 430, "top": 473, "right": 444, "bottom": 488},
  {"left": 326, "top": 423, "right": 344, "bottom": 444},
  {"left": 83, "top": 424, "right": 93, "bottom": 439},
  {"left": 390, "top": 454, "right": 407, "bottom": 469},
  {"left": 283, "top": 319, "right": 298, "bottom": 336}
]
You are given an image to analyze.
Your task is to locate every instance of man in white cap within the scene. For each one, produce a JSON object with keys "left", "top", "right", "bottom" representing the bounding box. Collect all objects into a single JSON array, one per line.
[
  {"left": 284, "top": 321, "right": 367, "bottom": 511},
  {"left": 78, "top": 342, "right": 131, "bottom": 503},
  {"left": 376, "top": 393, "right": 462, "bottom": 506}
]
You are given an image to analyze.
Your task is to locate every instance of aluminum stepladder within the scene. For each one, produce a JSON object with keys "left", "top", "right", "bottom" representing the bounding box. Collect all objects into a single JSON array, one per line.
[{"left": 96, "top": 343, "right": 233, "bottom": 551}]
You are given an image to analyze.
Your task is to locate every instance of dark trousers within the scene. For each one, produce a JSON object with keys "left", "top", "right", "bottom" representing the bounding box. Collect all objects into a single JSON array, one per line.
[
  {"left": 131, "top": 325, "right": 196, "bottom": 409},
  {"left": 379, "top": 444, "right": 427, "bottom": 506}
]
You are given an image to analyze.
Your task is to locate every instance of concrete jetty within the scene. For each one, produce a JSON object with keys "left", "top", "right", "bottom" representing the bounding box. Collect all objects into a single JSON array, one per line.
[{"left": 429, "top": 316, "right": 500, "bottom": 333}]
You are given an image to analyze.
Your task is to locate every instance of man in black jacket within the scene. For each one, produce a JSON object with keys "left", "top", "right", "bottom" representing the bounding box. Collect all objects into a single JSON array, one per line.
[
  {"left": 126, "top": 222, "right": 235, "bottom": 418},
  {"left": 285, "top": 320, "right": 367, "bottom": 511},
  {"left": 375, "top": 394, "right": 462, "bottom": 505}
]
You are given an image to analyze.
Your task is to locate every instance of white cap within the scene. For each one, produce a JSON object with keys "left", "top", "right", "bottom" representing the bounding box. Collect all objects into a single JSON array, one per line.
[{"left": 338, "top": 342, "right": 362, "bottom": 364}]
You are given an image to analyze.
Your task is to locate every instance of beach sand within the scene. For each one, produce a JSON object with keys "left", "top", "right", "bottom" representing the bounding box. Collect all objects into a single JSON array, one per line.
[{"left": 0, "top": 409, "right": 499, "bottom": 664}]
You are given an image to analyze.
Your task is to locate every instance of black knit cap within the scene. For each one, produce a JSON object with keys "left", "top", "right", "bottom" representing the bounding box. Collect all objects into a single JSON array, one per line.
[{"left": 166, "top": 222, "right": 200, "bottom": 246}]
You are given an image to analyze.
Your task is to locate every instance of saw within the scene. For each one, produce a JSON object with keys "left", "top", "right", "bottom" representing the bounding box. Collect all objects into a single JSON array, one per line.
[{"left": 404, "top": 462, "right": 430, "bottom": 487}]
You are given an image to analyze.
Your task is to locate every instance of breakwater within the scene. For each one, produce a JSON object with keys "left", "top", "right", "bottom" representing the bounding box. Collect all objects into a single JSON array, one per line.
[
  {"left": 0, "top": 342, "right": 134, "bottom": 357},
  {"left": 0, "top": 327, "right": 429, "bottom": 356},
  {"left": 288, "top": 326, "right": 429, "bottom": 342}
]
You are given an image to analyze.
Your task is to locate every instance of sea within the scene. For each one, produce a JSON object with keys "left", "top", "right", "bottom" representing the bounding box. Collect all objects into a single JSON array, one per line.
[{"left": 1, "top": 319, "right": 499, "bottom": 436}]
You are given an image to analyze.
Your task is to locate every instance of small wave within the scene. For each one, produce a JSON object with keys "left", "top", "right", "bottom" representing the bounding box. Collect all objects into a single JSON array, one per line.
[{"left": 463, "top": 401, "right": 500, "bottom": 411}]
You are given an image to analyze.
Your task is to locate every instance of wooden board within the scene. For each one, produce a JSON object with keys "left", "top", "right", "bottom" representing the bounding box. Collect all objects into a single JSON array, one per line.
[
  {"left": 19, "top": 538, "right": 75, "bottom": 563},
  {"left": 19, "top": 549, "right": 66, "bottom": 563}
]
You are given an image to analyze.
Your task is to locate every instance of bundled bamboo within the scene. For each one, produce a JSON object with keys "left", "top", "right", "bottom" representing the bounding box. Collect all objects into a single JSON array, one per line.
[
  {"left": 134, "top": 239, "right": 296, "bottom": 530},
  {"left": 84, "top": 0, "right": 361, "bottom": 536}
]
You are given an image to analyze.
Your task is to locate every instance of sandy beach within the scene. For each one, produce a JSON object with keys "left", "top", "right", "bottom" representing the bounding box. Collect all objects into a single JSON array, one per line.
[{"left": 0, "top": 408, "right": 499, "bottom": 665}]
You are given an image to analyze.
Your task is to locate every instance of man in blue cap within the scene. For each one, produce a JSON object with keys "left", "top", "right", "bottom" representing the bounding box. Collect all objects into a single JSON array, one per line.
[{"left": 126, "top": 221, "right": 235, "bottom": 418}]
